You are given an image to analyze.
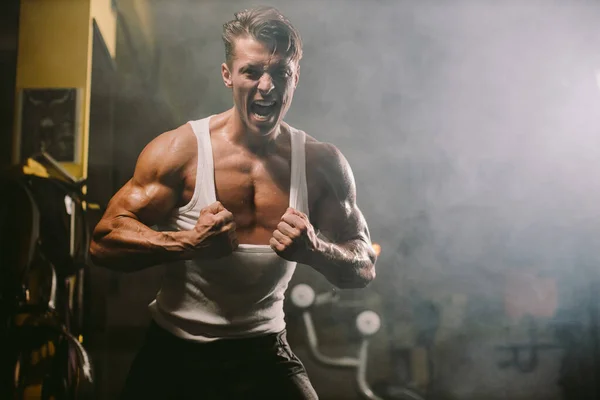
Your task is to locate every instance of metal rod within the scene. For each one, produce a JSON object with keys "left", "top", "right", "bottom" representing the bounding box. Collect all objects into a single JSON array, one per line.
[
  {"left": 357, "top": 340, "right": 383, "bottom": 400},
  {"left": 302, "top": 311, "right": 359, "bottom": 368},
  {"left": 69, "top": 196, "right": 76, "bottom": 257}
]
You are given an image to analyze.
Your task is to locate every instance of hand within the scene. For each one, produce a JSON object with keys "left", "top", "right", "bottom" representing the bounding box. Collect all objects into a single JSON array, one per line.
[
  {"left": 270, "top": 208, "right": 319, "bottom": 263},
  {"left": 190, "top": 201, "right": 238, "bottom": 259}
]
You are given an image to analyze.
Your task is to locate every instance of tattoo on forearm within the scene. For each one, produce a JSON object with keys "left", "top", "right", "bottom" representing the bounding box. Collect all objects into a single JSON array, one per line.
[{"left": 313, "top": 238, "right": 375, "bottom": 287}]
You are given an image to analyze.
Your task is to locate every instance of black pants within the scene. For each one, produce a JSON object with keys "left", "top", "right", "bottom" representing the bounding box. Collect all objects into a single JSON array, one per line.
[{"left": 120, "top": 322, "right": 318, "bottom": 399}]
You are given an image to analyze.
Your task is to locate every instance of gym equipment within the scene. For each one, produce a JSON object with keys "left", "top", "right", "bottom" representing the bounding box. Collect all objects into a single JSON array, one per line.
[
  {"left": 1, "top": 152, "right": 94, "bottom": 399},
  {"left": 495, "top": 315, "right": 561, "bottom": 373},
  {"left": 9, "top": 310, "right": 94, "bottom": 399},
  {"left": 290, "top": 284, "right": 425, "bottom": 400}
]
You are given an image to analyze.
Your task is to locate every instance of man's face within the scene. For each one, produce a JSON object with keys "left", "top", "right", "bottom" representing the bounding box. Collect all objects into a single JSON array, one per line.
[{"left": 222, "top": 36, "right": 300, "bottom": 136}]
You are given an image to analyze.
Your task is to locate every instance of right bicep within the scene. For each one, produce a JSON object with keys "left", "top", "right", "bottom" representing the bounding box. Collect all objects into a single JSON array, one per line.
[
  {"left": 99, "top": 132, "right": 186, "bottom": 228},
  {"left": 103, "top": 177, "right": 178, "bottom": 227}
]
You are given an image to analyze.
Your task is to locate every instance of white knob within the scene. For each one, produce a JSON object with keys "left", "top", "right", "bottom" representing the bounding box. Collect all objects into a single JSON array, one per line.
[
  {"left": 356, "top": 310, "right": 381, "bottom": 336},
  {"left": 290, "top": 284, "right": 316, "bottom": 309}
]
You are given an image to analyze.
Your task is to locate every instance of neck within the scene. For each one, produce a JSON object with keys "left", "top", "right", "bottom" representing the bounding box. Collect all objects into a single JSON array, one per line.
[{"left": 225, "top": 107, "right": 282, "bottom": 154}]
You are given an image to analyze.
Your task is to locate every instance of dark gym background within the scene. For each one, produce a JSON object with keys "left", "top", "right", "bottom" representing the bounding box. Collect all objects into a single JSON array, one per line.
[{"left": 3, "top": 0, "right": 600, "bottom": 399}]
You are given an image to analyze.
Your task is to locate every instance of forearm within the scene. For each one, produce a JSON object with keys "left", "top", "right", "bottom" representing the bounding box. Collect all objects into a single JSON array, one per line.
[
  {"left": 90, "top": 217, "right": 193, "bottom": 272},
  {"left": 306, "top": 238, "right": 376, "bottom": 289}
]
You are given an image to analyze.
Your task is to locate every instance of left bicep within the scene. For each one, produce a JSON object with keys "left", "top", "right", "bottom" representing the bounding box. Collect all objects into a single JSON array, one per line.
[
  {"left": 311, "top": 145, "right": 371, "bottom": 246},
  {"left": 314, "top": 198, "right": 372, "bottom": 247}
]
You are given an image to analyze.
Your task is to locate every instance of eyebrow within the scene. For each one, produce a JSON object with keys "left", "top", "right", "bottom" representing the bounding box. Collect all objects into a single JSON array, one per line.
[
  {"left": 239, "top": 63, "right": 261, "bottom": 73},
  {"left": 239, "top": 60, "right": 292, "bottom": 74}
]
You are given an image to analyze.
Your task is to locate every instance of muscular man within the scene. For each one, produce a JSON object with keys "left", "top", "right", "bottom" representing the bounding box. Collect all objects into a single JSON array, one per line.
[{"left": 90, "top": 6, "right": 376, "bottom": 399}]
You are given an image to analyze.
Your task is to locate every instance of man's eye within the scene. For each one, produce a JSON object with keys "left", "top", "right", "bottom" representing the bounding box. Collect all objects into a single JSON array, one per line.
[
  {"left": 275, "top": 70, "right": 292, "bottom": 78},
  {"left": 246, "top": 70, "right": 261, "bottom": 79}
]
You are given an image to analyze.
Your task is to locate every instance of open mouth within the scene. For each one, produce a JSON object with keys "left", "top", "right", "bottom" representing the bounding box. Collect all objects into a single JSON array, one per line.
[{"left": 250, "top": 100, "right": 277, "bottom": 121}]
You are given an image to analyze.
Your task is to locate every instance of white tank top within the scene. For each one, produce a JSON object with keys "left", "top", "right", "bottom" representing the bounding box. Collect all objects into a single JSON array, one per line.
[{"left": 148, "top": 116, "right": 309, "bottom": 342}]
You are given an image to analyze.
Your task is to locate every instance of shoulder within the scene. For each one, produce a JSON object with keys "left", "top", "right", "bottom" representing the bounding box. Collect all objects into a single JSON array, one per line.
[
  {"left": 300, "top": 130, "right": 355, "bottom": 195},
  {"left": 142, "top": 122, "right": 196, "bottom": 162},
  {"left": 287, "top": 125, "right": 345, "bottom": 167},
  {"left": 135, "top": 122, "right": 197, "bottom": 181}
]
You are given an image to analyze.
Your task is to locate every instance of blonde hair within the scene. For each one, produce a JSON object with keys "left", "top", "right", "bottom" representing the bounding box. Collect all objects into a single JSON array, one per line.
[{"left": 222, "top": 6, "right": 303, "bottom": 66}]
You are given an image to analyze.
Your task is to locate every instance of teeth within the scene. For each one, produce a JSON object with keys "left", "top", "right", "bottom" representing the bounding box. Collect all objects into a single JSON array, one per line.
[{"left": 254, "top": 100, "right": 275, "bottom": 106}]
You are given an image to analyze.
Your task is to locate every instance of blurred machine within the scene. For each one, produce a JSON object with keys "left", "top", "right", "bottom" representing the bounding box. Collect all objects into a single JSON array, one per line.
[
  {"left": 1, "top": 152, "right": 95, "bottom": 399},
  {"left": 290, "top": 283, "right": 425, "bottom": 400}
]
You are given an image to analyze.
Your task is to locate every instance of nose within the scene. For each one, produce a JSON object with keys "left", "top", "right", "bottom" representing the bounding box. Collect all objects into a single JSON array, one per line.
[{"left": 257, "top": 73, "right": 274, "bottom": 96}]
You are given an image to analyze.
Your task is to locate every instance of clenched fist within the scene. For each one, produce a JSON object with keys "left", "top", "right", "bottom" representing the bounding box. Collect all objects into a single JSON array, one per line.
[
  {"left": 270, "top": 208, "right": 319, "bottom": 263},
  {"left": 189, "top": 201, "right": 238, "bottom": 259}
]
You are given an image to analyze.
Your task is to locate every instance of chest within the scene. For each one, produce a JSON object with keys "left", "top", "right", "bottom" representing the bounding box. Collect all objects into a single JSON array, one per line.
[
  {"left": 213, "top": 151, "right": 291, "bottom": 230},
  {"left": 178, "top": 134, "right": 320, "bottom": 244}
]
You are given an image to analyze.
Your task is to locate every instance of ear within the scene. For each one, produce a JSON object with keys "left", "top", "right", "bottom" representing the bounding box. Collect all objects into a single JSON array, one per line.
[
  {"left": 294, "top": 65, "right": 300, "bottom": 88},
  {"left": 221, "top": 63, "right": 233, "bottom": 88}
]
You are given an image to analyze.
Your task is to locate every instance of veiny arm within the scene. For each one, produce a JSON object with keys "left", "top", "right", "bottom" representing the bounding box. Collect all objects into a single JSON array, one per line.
[
  {"left": 89, "top": 128, "right": 199, "bottom": 272},
  {"left": 306, "top": 143, "right": 377, "bottom": 289}
]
